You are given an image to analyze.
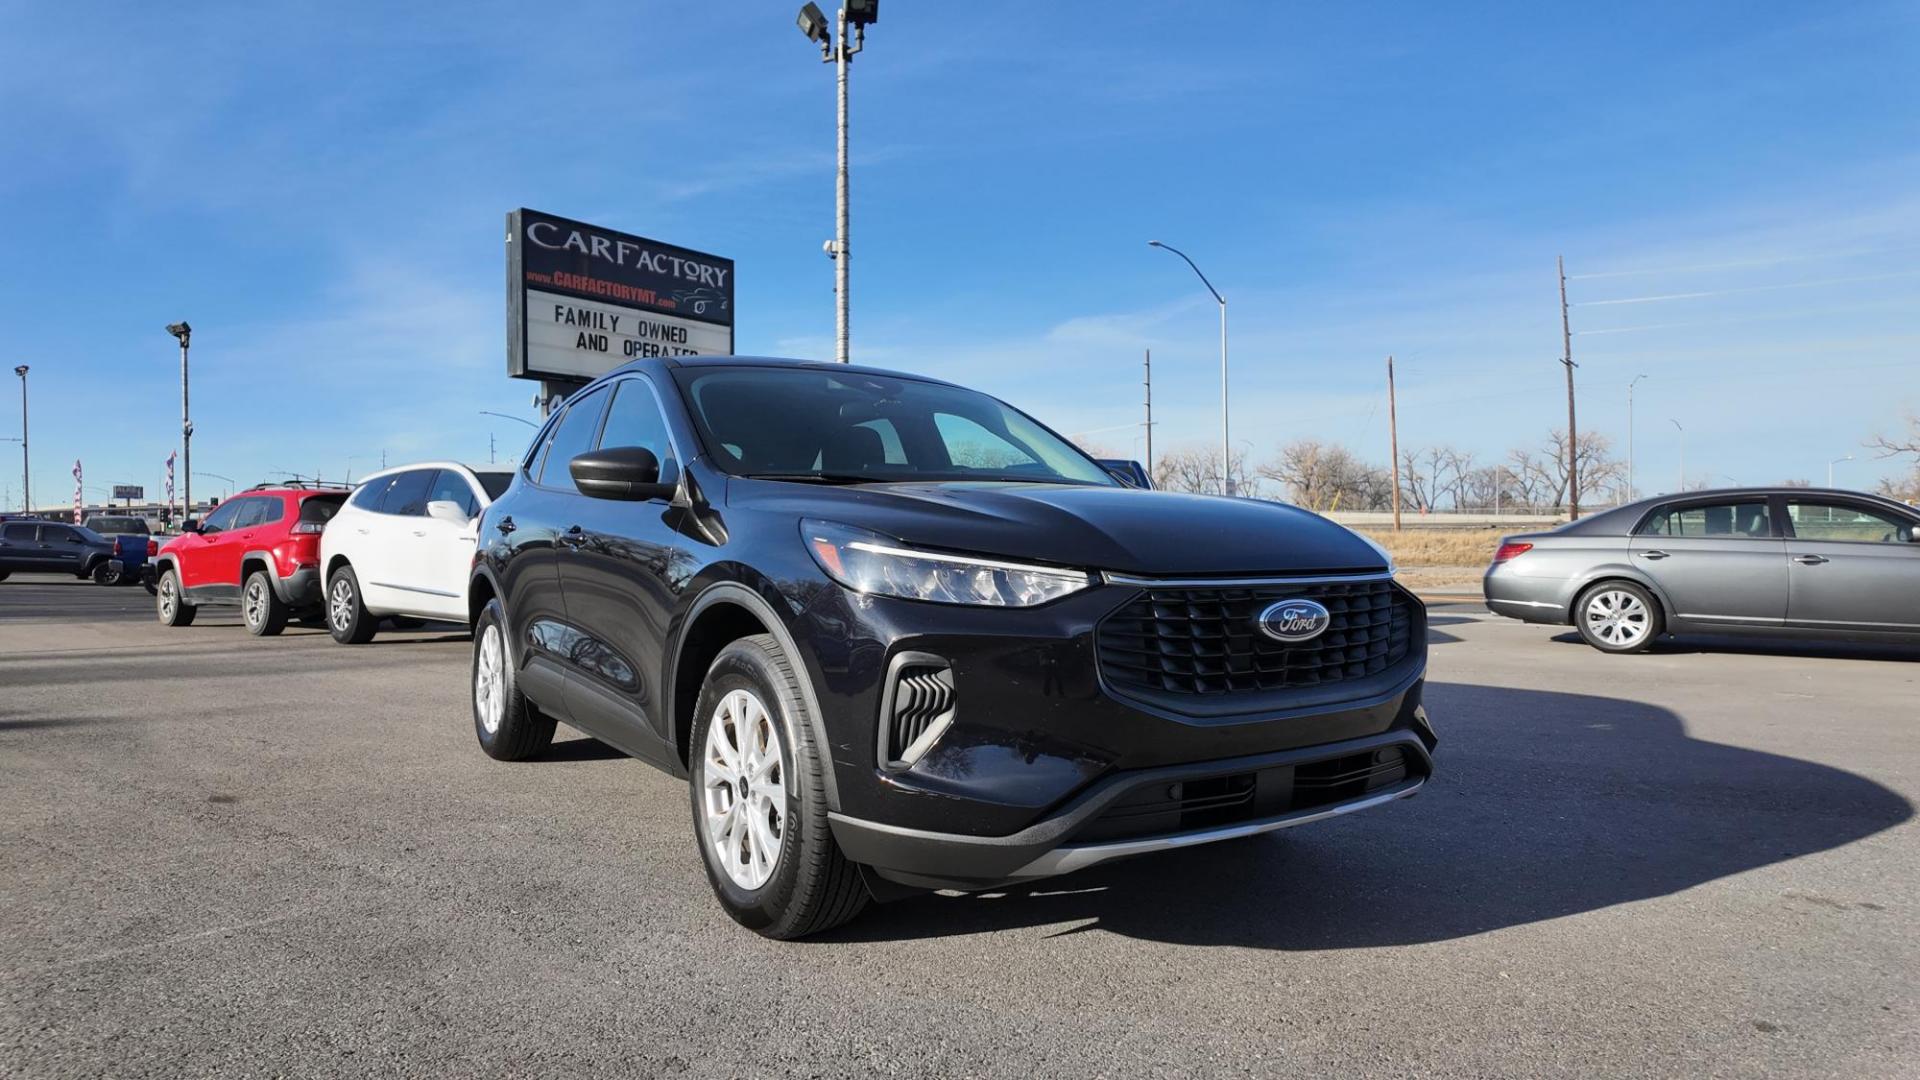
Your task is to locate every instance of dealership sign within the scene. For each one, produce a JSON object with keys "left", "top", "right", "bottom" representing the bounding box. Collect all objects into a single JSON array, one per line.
[
  {"left": 506, "top": 208, "right": 734, "bottom": 382},
  {"left": 112, "top": 485, "right": 144, "bottom": 500}
]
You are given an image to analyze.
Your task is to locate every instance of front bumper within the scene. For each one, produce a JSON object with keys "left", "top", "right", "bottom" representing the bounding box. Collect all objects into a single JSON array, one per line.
[
  {"left": 830, "top": 722, "right": 1434, "bottom": 889},
  {"left": 783, "top": 572, "right": 1433, "bottom": 884}
]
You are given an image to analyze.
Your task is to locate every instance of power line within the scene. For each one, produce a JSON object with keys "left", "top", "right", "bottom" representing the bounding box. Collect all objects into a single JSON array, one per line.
[
  {"left": 1566, "top": 244, "right": 1920, "bottom": 281},
  {"left": 1574, "top": 269, "right": 1920, "bottom": 307}
]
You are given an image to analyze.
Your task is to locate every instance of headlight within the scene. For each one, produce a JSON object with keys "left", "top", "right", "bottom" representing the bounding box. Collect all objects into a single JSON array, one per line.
[{"left": 802, "top": 519, "right": 1092, "bottom": 607}]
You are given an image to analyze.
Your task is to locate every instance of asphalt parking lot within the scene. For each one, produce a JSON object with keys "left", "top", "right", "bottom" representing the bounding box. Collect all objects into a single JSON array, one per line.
[{"left": 2, "top": 574, "right": 1916, "bottom": 1078}]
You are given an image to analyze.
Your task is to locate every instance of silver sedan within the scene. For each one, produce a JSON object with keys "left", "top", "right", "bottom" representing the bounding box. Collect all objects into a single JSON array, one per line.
[{"left": 1483, "top": 487, "right": 1920, "bottom": 653}]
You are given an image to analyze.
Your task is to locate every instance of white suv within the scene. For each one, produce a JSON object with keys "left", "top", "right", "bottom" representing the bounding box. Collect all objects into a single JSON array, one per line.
[{"left": 319, "top": 462, "right": 513, "bottom": 644}]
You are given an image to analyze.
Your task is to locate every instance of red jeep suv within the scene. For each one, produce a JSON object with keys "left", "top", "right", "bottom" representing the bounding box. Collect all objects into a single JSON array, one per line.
[{"left": 148, "top": 484, "right": 349, "bottom": 635}]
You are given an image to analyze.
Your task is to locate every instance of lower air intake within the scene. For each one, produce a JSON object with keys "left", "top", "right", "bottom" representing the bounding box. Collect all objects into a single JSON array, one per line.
[{"left": 881, "top": 654, "right": 956, "bottom": 769}]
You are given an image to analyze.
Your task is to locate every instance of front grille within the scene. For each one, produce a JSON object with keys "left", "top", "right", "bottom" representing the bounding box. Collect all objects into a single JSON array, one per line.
[{"left": 1097, "top": 578, "right": 1415, "bottom": 703}]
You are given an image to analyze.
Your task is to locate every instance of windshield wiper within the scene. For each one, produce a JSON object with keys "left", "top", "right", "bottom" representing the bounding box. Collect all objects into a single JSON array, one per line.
[{"left": 742, "top": 472, "right": 880, "bottom": 485}]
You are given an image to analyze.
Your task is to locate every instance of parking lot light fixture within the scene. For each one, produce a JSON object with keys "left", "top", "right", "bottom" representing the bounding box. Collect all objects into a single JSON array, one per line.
[
  {"left": 166, "top": 323, "right": 192, "bottom": 528},
  {"left": 1147, "top": 240, "right": 1231, "bottom": 496},
  {"left": 794, "top": 2, "right": 874, "bottom": 364},
  {"left": 12, "top": 365, "right": 26, "bottom": 514}
]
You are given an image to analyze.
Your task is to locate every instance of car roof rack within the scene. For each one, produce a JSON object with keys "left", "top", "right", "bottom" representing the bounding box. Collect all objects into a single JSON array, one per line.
[{"left": 245, "top": 480, "right": 352, "bottom": 492}]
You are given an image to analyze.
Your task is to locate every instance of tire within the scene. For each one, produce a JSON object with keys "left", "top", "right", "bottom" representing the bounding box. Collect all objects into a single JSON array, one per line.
[
  {"left": 1574, "top": 580, "right": 1663, "bottom": 654},
  {"left": 470, "top": 598, "right": 556, "bottom": 761},
  {"left": 92, "top": 562, "right": 121, "bottom": 586},
  {"left": 155, "top": 567, "right": 196, "bottom": 627},
  {"left": 689, "top": 634, "right": 868, "bottom": 939},
  {"left": 242, "top": 571, "right": 288, "bottom": 637},
  {"left": 326, "top": 566, "right": 378, "bottom": 645}
]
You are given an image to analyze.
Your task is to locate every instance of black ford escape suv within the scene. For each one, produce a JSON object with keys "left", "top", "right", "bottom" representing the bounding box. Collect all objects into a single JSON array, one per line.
[{"left": 470, "top": 356, "right": 1435, "bottom": 938}]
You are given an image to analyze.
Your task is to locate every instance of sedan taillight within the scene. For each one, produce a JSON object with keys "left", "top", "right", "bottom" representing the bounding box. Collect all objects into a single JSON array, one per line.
[{"left": 1493, "top": 541, "right": 1533, "bottom": 563}]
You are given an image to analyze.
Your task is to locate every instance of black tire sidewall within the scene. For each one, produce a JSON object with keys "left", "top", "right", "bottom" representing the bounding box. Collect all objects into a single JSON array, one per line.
[
  {"left": 1576, "top": 581, "right": 1661, "bottom": 653},
  {"left": 156, "top": 568, "right": 192, "bottom": 626},
  {"left": 688, "top": 643, "right": 812, "bottom": 931},
  {"left": 470, "top": 598, "right": 554, "bottom": 760}
]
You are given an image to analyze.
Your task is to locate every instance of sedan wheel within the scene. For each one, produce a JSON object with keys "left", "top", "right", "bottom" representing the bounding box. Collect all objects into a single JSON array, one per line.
[
  {"left": 475, "top": 623, "right": 506, "bottom": 735},
  {"left": 1577, "top": 584, "right": 1661, "bottom": 653},
  {"left": 700, "top": 688, "right": 787, "bottom": 892}
]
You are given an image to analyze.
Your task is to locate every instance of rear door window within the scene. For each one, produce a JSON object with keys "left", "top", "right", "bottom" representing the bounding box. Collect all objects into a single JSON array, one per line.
[
  {"left": 2, "top": 523, "right": 35, "bottom": 542},
  {"left": 1637, "top": 501, "right": 1773, "bottom": 538}
]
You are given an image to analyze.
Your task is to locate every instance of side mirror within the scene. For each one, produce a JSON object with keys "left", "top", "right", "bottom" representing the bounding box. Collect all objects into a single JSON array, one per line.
[
  {"left": 426, "top": 500, "right": 472, "bottom": 526},
  {"left": 570, "top": 446, "right": 674, "bottom": 502},
  {"left": 181, "top": 519, "right": 202, "bottom": 534},
  {"left": 1097, "top": 458, "right": 1152, "bottom": 489}
]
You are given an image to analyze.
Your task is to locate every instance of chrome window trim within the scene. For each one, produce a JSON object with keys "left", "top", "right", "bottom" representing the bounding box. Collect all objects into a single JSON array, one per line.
[{"left": 1100, "top": 570, "right": 1395, "bottom": 588}]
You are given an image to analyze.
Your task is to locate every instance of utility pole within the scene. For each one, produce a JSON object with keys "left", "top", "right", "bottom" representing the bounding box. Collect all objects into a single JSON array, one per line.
[
  {"left": 1558, "top": 256, "right": 1579, "bottom": 518},
  {"left": 166, "top": 323, "right": 192, "bottom": 519},
  {"left": 1142, "top": 349, "right": 1154, "bottom": 479},
  {"left": 1387, "top": 355, "right": 1401, "bottom": 531}
]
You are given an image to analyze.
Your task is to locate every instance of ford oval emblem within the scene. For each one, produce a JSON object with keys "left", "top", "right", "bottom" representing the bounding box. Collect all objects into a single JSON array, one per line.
[{"left": 1259, "top": 599, "right": 1331, "bottom": 643}]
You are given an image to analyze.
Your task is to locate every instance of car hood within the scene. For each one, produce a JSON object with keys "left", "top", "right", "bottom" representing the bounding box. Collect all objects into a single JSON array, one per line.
[{"left": 729, "top": 479, "right": 1388, "bottom": 576}]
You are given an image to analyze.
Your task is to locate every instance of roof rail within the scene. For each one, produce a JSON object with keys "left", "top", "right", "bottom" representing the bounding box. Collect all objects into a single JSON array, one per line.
[{"left": 245, "top": 480, "right": 352, "bottom": 492}]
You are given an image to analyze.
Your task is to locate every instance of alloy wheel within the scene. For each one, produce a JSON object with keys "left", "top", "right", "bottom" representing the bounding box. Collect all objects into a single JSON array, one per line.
[
  {"left": 159, "top": 578, "right": 176, "bottom": 619},
  {"left": 244, "top": 579, "right": 266, "bottom": 628},
  {"left": 701, "top": 688, "right": 786, "bottom": 891},
  {"left": 1584, "top": 588, "right": 1650, "bottom": 648},
  {"left": 475, "top": 623, "right": 505, "bottom": 735},
  {"left": 329, "top": 578, "right": 354, "bottom": 632}
]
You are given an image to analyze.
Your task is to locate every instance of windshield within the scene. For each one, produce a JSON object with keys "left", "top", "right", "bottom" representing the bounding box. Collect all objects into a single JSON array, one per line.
[{"left": 673, "top": 366, "right": 1115, "bottom": 487}]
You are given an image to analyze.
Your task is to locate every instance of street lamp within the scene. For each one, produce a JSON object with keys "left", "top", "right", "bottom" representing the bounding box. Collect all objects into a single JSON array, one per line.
[
  {"left": 1147, "top": 240, "right": 1232, "bottom": 495},
  {"left": 1626, "top": 374, "right": 1647, "bottom": 502},
  {"left": 1669, "top": 418, "right": 1685, "bottom": 493},
  {"left": 166, "top": 322, "right": 192, "bottom": 520},
  {"left": 1827, "top": 454, "right": 1853, "bottom": 488},
  {"left": 194, "top": 471, "right": 235, "bottom": 500},
  {"left": 480, "top": 410, "right": 539, "bottom": 429},
  {"left": 795, "top": 0, "right": 877, "bottom": 364},
  {"left": 12, "top": 365, "right": 26, "bottom": 514}
]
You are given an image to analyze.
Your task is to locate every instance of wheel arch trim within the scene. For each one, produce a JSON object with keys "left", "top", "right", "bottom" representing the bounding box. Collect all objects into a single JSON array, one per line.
[
  {"left": 1568, "top": 568, "right": 1671, "bottom": 624},
  {"left": 672, "top": 580, "right": 841, "bottom": 813}
]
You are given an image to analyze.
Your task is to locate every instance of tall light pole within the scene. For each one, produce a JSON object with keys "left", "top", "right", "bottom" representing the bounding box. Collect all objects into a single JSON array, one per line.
[
  {"left": 796, "top": 0, "right": 877, "bottom": 364},
  {"left": 1627, "top": 374, "right": 1647, "bottom": 501},
  {"left": 166, "top": 323, "right": 192, "bottom": 518},
  {"left": 194, "top": 471, "right": 235, "bottom": 500},
  {"left": 1827, "top": 455, "right": 1852, "bottom": 488},
  {"left": 1670, "top": 418, "right": 1685, "bottom": 493},
  {"left": 1147, "top": 240, "right": 1232, "bottom": 495},
  {"left": 12, "top": 365, "right": 26, "bottom": 513},
  {"left": 480, "top": 410, "right": 538, "bottom": 429}
]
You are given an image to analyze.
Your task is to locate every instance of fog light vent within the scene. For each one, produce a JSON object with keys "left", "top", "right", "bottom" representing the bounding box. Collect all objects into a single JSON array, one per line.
[{"left": 881, "top": 654, "right": 956, "bottom": 769}]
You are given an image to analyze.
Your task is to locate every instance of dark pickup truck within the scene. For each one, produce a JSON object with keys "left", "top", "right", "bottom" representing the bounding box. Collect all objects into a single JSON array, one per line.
[{"left": 84, "top": 514, "right": 154, "bottom": 586}]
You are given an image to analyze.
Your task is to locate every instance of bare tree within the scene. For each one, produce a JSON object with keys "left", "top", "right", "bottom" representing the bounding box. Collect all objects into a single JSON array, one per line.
[
  {"left": 1260, "top": 440, "right": 1386, "bottom": 510},
  {"left": 1397, "top": 446, "right": 1471, "bottom": 511},
  {"left": 1868, "top": 413, "right": 1920, "bottom": 503},
  {"left": 1153, "top": 444, "right": 1259, "bottom": 497}
]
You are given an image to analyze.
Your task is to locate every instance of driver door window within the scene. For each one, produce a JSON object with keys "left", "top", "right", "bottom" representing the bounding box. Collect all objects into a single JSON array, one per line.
[
  {"left": 1785, "top": 501, "right": 1913, "bottom": 544},
  {"left": 199, "top": 501, "right": 243, "bottom": 534}
]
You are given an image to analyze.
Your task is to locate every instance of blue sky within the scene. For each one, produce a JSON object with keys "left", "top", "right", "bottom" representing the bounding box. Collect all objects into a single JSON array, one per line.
[{"left": 3, "top": 1, "right": 1917, "bottom": 508}]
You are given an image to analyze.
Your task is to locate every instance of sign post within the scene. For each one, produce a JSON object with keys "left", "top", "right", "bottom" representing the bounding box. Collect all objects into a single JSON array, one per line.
[{"left": 506, "top": 209, "right": 734, "bottom": 411}]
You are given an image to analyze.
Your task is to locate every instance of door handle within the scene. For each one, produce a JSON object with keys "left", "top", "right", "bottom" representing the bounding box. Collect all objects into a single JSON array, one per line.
[
  {"left": 495, "top": 516, "right": 516, "bottom": 535},
  {"left": 412, "top": 530, "right": 427, "bottom": 537},
  {"left": 356, "top": 527, "right": 370, "bottom": 535},
  {"left": 1638, "top": 550, "right": 1670, "bottom": 560},
  {"left": 1793, "top": 554, "right": 1829, "bottom": 565}
]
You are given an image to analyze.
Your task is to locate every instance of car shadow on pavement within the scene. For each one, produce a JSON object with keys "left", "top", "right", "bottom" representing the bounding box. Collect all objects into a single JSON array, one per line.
[
  {"left": 1549, "top": 630, "right": 1920, "bottom": 662},
  {"left": 824, "top": 681, "right": 1913, "bottom": 948}
]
